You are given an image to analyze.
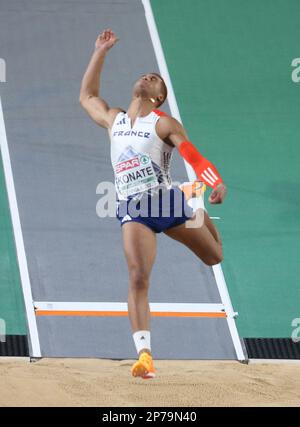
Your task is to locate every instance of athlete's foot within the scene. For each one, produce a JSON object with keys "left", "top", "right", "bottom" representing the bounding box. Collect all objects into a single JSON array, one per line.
[{"left": 131, "top": 352, "right": 156, "bottom": 379}]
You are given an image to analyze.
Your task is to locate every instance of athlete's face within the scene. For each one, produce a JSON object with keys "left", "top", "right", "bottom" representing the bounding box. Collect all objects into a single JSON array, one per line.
[{"left": 133, "top": 73, "right": 165, "bottom": 104}]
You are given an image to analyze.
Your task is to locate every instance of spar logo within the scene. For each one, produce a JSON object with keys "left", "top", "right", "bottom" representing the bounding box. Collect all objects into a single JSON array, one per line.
[
  {"left": 116, "top": 157, "right": 140, "bottom": 174},
  {"left": 115, "top": 155, "right": 150, "bottom": 174}
]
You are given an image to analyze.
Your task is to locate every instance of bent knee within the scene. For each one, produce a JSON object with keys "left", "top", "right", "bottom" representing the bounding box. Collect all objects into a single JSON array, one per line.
[
  {"left": 206, "top": 255, "right": 223, "bottom": 266},
  {"left": 203, "top": 248, "right": 223, "bottom": 266}
]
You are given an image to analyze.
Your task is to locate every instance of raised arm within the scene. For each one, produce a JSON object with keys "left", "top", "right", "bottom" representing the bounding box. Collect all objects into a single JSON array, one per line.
[
  {"left": 157, "top": 116, "right": 227, "bottom": 204},
  {"left": 79, "top": 29, "right": 123, "bottom": 129}
]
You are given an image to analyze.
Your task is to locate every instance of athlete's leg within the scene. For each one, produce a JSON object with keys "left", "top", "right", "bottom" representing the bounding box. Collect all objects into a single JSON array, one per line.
[
  {"left": 122, "top": 221, "right": 157, "bottom": 378},
  {"left": 163, "top": 209, "right": 223, "bottom": 266},
  {"left": 121, "top": 221, "right": 157, "bottom": 346}
]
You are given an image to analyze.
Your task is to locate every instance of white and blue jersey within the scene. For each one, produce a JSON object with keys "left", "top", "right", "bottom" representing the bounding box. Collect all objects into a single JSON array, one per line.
[
  {"left": 109, "top": 109, "right": 194, "bottom": 233},
  {"left": 110, "top": 109, "right": 173, "bottom": 201}
]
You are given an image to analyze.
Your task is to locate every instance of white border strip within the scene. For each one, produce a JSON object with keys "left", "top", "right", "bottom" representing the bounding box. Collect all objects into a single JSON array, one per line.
[
  {"left": 249, "top": 359, "right": 300, "bottom": 365},
  {"left": 142, "top": 0, "right": 246, "bottom": 361},
  {"left": 0, "top": 96, "right": 41, "bottom": 357},
  {"left": 212, "top": 264, "right": 245, "bottom": 360},
  {"left": 34, "top": 301, "right": 225, "bottom": 313}
]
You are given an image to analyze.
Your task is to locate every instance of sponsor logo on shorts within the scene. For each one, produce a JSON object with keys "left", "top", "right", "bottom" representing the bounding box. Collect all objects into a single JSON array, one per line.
[{"left": 121, "top": 215, "right": 132, "bottom": 223}]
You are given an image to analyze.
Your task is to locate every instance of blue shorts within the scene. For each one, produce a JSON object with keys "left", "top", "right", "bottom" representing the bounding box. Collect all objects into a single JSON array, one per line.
[{"left": 116, "top": 186, "right": 194, "bottom": 233}]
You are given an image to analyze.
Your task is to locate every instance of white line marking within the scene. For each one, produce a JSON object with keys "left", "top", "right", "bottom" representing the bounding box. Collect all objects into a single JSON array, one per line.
[
  {"left": 34, "top": 301, "right": 225, "bottom": 313},
  {"left": 212, "top": 263, "right": 246, "bottom": 360},
  {"left": 0, "top": 96, "right": 41, "bottom": 357},
  {"left": 142, "top": 0, "right": 246, "bottom": 361}
]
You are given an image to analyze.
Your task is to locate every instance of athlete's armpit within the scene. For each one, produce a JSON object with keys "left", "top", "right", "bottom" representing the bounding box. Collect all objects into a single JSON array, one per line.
[{"left": 156, "top": 116, "right": 188, "bottom": 147}]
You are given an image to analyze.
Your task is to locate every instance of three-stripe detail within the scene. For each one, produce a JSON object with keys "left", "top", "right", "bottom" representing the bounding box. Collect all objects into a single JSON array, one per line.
[{"left": 201, "top": 167, "right": 221, "bottom": 187}]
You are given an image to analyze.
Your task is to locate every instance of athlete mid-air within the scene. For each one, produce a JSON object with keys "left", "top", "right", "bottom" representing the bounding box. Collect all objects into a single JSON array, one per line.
[{"left": 79, "top": 29, "right": 227, "bottom": 379}]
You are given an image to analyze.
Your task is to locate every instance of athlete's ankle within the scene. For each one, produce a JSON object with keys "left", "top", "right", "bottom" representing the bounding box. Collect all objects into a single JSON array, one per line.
[
  {"left": 139, "top": 349, "right": 152, "bottom": 357},
  {"left": 133, "top": 330, "right": 151, "bottom": 355}
]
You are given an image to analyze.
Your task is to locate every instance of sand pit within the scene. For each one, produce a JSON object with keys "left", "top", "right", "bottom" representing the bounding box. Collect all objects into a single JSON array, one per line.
[{"left": 0, "top": 358, "right": 299, "bottom": 407}]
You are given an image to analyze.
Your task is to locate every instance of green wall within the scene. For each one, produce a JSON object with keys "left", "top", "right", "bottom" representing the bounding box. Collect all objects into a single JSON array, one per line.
[
  {"left": 0, "top": 150, "right": 27, "bottom": 335},
  {"left": 152, "top": 0, "right": 300, "bottom": 337}
]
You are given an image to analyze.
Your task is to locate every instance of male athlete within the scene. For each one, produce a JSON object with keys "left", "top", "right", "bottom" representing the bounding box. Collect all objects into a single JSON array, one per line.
[{"left": 79, "top": 29, "right": 227, "bottom": 379}]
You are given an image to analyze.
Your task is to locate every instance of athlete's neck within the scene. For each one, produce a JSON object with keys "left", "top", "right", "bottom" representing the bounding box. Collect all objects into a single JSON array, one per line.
[{"left": 127, "top": 97, "right": 157, "bottom": 123}]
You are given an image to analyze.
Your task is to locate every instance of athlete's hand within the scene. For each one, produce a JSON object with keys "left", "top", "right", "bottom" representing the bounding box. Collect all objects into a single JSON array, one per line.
[
  {"left": 208, "top": 183, "right": 227, "bottom": 204},
  {"left": 95, "top": 29, "right": 119, "bottom": 52}
]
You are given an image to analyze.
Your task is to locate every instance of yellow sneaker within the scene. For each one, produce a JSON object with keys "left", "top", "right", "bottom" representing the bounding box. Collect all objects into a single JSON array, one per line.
[{"left": 131, "top": 352, "right": 156, "bottom": 379}]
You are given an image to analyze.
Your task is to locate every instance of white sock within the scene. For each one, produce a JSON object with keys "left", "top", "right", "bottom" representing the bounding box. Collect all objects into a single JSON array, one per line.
[{"left": 133, "top": 330, "right": 151, "bottom": 355}]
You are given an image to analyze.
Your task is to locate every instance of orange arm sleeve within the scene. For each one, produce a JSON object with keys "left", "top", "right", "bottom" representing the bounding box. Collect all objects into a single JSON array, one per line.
[{"left": 178, "top": 140, "right": 223, "bottom": 188}]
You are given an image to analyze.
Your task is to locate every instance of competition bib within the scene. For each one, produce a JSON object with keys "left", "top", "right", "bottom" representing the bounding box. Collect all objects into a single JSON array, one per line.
[{"left": 115, "top": 153, "right": 159, "bottom": 199}]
